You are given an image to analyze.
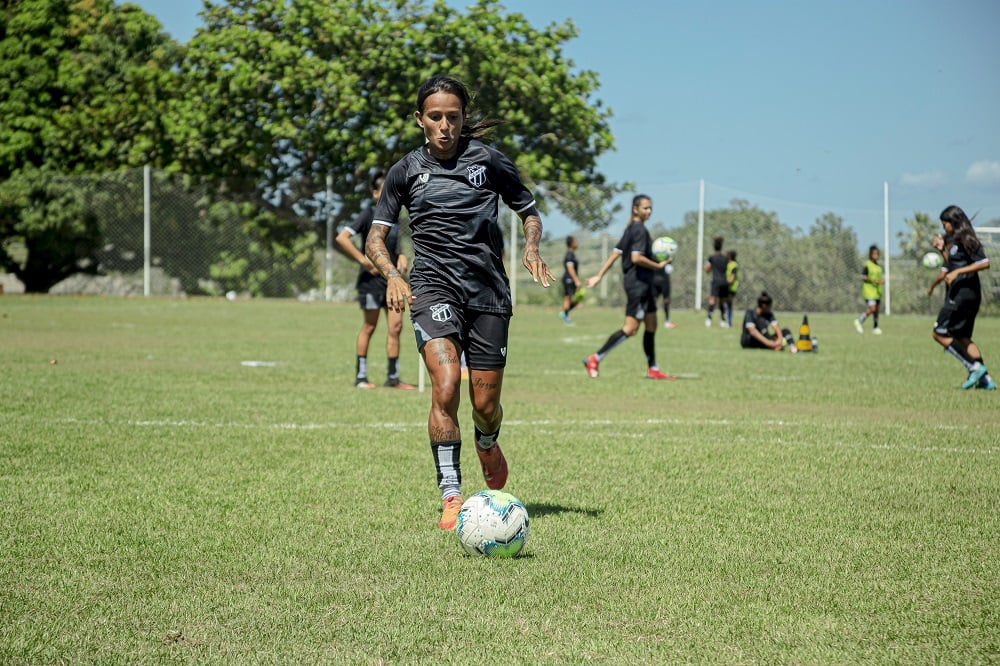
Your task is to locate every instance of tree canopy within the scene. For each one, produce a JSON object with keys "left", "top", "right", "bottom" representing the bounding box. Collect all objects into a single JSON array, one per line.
[{"left": 1, "top": 0, "right": 623, "bottom": 290}]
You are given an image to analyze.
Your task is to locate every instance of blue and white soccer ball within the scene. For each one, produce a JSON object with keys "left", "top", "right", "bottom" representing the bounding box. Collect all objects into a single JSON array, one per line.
[
  {"left": 922, "top": 251, "right": 944, "bottom": 269},
  {"left": 455, "top": 490, "right": 529, "bottom": 558},
  {"left": 652, "top": 236, "right": 678, "bottom": 261}
]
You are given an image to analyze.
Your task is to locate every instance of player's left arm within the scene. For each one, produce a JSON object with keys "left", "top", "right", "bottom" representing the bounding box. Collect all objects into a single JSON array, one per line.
[
  {"left": 519, "top": 206, "right": 555, "bottom": 288},
  {"left": 945, "top": 257, "right": 990, "bottom": 285}
]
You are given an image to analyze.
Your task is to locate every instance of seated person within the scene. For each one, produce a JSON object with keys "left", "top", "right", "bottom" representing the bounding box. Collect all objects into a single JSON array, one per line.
[{"left": 741, "top": 292, "right": 797, "bottom": 352}]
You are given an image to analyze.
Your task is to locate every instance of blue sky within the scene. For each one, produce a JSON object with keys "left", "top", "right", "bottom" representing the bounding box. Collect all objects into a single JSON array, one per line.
[{"left": 124, "top": 0, "right": 1000, "bottom": 247}]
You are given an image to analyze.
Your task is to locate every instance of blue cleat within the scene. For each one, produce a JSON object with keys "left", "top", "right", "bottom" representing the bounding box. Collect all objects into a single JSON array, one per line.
[
  {"left": 977, "top": 377, "right": 996, "bottom": 391},
  {"left": 961, "top": 364, "right": 988, "bottom": 390}
]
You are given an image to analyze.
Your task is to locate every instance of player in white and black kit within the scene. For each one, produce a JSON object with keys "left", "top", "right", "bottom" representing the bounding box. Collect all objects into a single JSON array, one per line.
[
  {"left": 926, "top": 205, "right": 994, "bottom": 390},
  {"left": 365, "top": 75, "right": 556, "bottom": 530},
  {"left": 582, "top": 194, "right": 674, "bottom": 380},
  {"left": 335, "top": 170, "right": 415, "bottom": 390}
]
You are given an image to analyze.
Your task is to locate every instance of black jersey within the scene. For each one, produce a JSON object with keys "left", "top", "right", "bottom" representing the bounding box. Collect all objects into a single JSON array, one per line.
[
  {"left": 707, "top": 252, "right": 728, "bottom": 288},
  {"left": 614, "top": 222, "right": 654, "bottom": 287},
  {"left": 562, "top": 250, "right": 579, "bottom": 286},
  {"left": 342, "top": 206, "right": 400, "bottom": 291},
  {"left": 944, "top": 236, "right": 988, "bottom": 297},
  {"left": 741, "top": 308, "right": 776, "bottom": 347},
  {"left": 373, "top": 138, "right": 535, "bottom": 314}
]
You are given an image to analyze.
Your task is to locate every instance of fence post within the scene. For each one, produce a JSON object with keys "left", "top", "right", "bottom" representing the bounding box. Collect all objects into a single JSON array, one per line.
[
  {"left": 325, "top": 174, "right": 334, "bottom": 301},
  {"left": 884, "top": 181, "right": 891, "bottom": 315},
  {"left": 695, "top": 178, "right": 705, "bottom": 311},
  {"left": 143, "top": 165, "right": 151, "bottom": 297}
]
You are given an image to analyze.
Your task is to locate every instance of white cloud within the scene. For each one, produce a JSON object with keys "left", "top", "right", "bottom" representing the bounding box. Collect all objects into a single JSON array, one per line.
[
  {"left": 965, "top": 160, "right": 1000, "bottom": 189},
  {"left": 899, "top": 170, "right": 948, "bottom": 189}
]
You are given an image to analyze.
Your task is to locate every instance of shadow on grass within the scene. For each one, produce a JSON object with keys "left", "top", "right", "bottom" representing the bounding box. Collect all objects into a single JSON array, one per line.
[{"left": 526, "top": 502, "right": 601, "bottom": 519}]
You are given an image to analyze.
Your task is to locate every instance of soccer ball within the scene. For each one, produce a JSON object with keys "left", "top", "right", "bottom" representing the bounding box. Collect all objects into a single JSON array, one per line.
[
  {"left": 922, "top": 251, "right": 944, "bottom": 269},
  {"left": 455, "top": 490, "right": 529, "bottom": 558},
  {"left": 572, "top": 286, "right": 586, "bottom": 303},
  {"left": 652, "top": 236, "right": 678, "bottom": 261}
]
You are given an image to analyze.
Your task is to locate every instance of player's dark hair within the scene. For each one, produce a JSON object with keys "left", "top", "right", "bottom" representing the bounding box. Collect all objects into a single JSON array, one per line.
[
  {"left": 632, "top": 194, "right": 650, "bottom": 209},
  {"left": 868, "top": 244, "right": 879, "bottom": 258},
  {"left": 713, "top": 236, "right": 724, "bottom": 251},
  {"left": 940, "top": 205, "right": 982, "bottom": 255},
  {"left": 628, "top": 195, "right": 651, "bottom": 225},
  {"left": 370, "top": 169, "right": 386, "bottom": 193},
  {"left": 566, "top": 235, "right": 576, "bottom": 247},
  {"left": 728, "top": 250, "right": 737, "bottom": 260},
  {"left": 757, "top": 291, "right": 773, "bottom": 308},
  {"left": 416, "top": 75, "right": 503, "bottom": 140}
]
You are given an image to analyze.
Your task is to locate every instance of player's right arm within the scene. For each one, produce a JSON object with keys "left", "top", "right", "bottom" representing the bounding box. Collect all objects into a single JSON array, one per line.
[{"left": 366, "top": 223, "right": 411, "bottom": 313}]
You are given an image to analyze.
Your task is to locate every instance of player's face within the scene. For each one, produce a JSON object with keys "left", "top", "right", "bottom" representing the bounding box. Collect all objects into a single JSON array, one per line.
[
  {"left": 632, "top": 198, "right": 652, "bottom": 222},
  {"left": 415, "top": 92, "right": 465, "bottom": 160}
]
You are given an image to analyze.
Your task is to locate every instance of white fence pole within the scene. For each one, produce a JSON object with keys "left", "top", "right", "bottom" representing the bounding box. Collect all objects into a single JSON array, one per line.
[
  {"left": 143, "top": 165, "right": 151, "bottom": 297},
  {"left": 884, "top": 181, "right": 891, "bottom": 315},
  {"left": 325, "top": 174, "right": 334, "bottom": 302},
  {"left": 695, "top": 179, "right": 705, "bottom": 311}
]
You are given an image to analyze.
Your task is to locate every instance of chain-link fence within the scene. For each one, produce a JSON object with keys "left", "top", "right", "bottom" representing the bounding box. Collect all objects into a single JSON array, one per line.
[{"left": 1, "top": 168, "right": 996, "bottom": 316}]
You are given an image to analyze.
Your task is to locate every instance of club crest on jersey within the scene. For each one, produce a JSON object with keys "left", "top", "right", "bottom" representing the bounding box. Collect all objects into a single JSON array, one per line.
[
  {"left": 466, "top": 164, "right": 487, "bottom": 188},
  {"left": 418, "top": 172, "right": 430, "bottom": 184},
  {"left": 430, "top": 303, "right": 453, "bottom": 322}
]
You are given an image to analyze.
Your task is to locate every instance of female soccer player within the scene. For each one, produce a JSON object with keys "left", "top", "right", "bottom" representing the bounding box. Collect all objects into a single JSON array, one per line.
[
  {"left": 854, "top": 245, "right": 884, "bottom": 334},
  {"left": 334, "top": 170, "right": 415, "bottom": 390},
  {"left": 560, "top": 235, "right": 582, "bottom": 325},
  {"left": 582, "top": 194, "right": 674, "bottom": 380},
  {"left": 365, "top": 75, "right": 556, "bottom": 529},
  {"left": 927, "top": 205, "right": 994, "bottom": 390}
]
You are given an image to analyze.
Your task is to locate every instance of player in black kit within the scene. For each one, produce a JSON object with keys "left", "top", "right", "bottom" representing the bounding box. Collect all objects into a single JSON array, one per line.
[
  {"left": 365, "top": 75, "right": 556, "bottom": 530},
  {"left": 582, "top": 194, "right": 674, "bottom": 380},
  {"left": 926, "top": 205, "right": 994, "bottom": 390},
  {"left": 335, "top": 170, "right": 416, "bottom": 390}
]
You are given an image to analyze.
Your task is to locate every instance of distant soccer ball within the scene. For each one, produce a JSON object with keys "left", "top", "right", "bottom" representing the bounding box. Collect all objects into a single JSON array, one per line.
[
  {"left": 455, "top": 490, "right": 529, "bottom": 558},
  {"left": 652, "top": 236, "right": 678, "bottom": 261},
  {"left": 922, "top": 251, "right": 944, "bottom": 269},
  {"left": 572, "top": 286, "right": 587, "bottom": 303}
]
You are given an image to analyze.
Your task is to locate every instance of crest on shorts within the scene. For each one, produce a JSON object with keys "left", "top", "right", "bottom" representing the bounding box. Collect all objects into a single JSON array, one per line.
[
  {"left": 466, "top": 164, "right": 487, "bottom": 188},
  {"left": 430, "top": 303, "right": 453, "bottom": 322}
]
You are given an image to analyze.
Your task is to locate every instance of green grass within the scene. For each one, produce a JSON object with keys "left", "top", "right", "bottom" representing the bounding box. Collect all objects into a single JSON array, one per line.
[{"left": 1, "top": 296, "right": 997, "bottom": 664}]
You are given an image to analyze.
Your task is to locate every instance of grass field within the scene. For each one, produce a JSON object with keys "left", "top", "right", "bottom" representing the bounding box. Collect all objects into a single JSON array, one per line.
[{"left": 1, "top": 295, "right": 997, "bottom": 664}]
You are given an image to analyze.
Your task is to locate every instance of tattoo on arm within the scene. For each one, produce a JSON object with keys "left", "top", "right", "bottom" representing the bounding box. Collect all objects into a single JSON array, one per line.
[
  {"left": 365, "top": 225, "right": 400, "bottom": 278},
  {"left": 522, "top": 214, "right": 542, "bottom": 249}
]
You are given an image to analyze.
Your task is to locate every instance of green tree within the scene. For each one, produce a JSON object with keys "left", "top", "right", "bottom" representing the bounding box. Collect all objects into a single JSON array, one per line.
[
  {"left": 0, "top": 0, "right": 179, "bottom": 291},
  {"left": 896, "top": 211, "right": 938, "bottom": 259},
  {"left": 170, "top": 0, "right": 620, "bottom": 231}
]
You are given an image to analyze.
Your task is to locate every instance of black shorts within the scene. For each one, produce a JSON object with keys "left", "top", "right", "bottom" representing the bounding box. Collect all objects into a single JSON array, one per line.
[
  {"left": 624, "top": 282, "right": 657, "bottom": 320},
  {"left": 357, "top": 288, "right": 386, "bottom": 311},
  {"left": 711, "top": 283, "right": 729, "bottom": 300},
  {"left": 410, "top": 293, "right": 510, "bottom": 370},
  {"left": 562, "top": 279, "right": 577, "bottom": 298},
  {"left": 652, "top": 272, "right": 670, "bottom": 299},
  {"left": 934, "top": 287, "right": 981, "bottom": 339}
]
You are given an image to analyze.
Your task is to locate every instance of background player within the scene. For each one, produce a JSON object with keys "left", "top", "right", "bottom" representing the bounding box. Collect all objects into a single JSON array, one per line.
[
  {"left": 704, "top": 236, "right": 729, "bottom": 327},
  {"left": 926, "top": 205, "right": 993, "bottom": 390},
  {"left": 854, "top": 245, "right": 884, "bottom": 334},
  {"left": 583, "top": 194, "right": 674, "bottom": 380},
  {"left": 335, "top": 170, "right": 415, "bottom": 389},
  {"left": 560, "top": 235, "right": 582, "bottom": 325}
]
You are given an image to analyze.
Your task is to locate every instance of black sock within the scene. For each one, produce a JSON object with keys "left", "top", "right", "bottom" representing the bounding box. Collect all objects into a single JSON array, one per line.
[
  {"left": 597, "top": 330, "right": 628, "bottom": 357},
  {"left": 643, "top": 331, "right": 656, "bottom": 367}
]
